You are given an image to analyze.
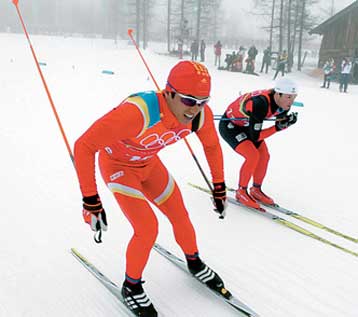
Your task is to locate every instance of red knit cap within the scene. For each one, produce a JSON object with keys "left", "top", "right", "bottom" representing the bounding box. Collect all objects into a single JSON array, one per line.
[{"left": 166, "top": 61, "right": 211, "bottom": 97}]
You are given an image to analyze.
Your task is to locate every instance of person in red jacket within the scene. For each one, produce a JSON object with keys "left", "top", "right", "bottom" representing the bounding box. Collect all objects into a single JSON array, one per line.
[
  {"left": 219, "top": 77, "right": 298, "bottom": 209},
  {"left": 214, "top": 40, "right": 222, "bottom": 67},
  {"left": 74, "top": 61, "right": 227, "bottom": 317}
]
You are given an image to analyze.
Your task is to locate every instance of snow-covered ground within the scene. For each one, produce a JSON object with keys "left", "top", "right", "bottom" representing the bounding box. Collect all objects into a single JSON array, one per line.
[{"left": 1, "top": 32, "right": 358, "bottom": 317}]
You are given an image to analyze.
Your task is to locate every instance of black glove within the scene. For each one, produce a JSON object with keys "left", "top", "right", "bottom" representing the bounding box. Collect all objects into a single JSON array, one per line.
[
  {"left": 82, "top": 194, "right": 108, "bottom": 234},
  {"left": 212, "top": 182, "right": 227, "bottom": 218},
  {"left": 275, "top": 112, "right": 298, "bottom": 131}
]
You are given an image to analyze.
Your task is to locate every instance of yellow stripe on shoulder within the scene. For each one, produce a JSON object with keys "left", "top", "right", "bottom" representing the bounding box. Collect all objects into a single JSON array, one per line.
[
  {"left": 198, "top": 109, "right": 205, "bottom": 130},
  {"left": 126, "top": 95, "right": 150, "bottom": 136}
]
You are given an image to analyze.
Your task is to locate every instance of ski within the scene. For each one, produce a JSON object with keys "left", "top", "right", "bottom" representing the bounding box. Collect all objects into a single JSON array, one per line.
[
  {"left": 225, "top": 186, "right": 358, "bottom": 243},
  {"left": 188, "top": 183, "right": 358, "bottom": 258},
  {"left": 153, "top": 243, "right": 260, "bottom": 317},
  {"left": 264, "top": 203, "right": 358, "bottom": 243},
  {"left": 70, "top": 248, "right": 140, "bottom": 317}
]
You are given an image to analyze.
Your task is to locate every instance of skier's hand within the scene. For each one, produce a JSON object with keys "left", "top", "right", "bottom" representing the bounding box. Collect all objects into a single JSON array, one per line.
[
  {"left": 212, "top": 182, "right": 227, "bottom": 219},
  {"left": 82, "top": 194, "right": 108, "bottom": 233},
  {"left": 275, "top": 112, "right": 298, "bottom": 131}
]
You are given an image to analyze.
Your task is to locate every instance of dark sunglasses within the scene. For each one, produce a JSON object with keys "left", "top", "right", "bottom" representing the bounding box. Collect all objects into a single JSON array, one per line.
[
  {"left": 176, "top": 91, "right": 210, "bottom": 107},
  {"left": 167, "top": 81, "right": 210, "bottom": 107}
]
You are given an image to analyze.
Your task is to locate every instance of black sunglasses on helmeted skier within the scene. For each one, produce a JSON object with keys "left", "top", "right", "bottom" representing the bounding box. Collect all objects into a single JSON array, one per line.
[{"left": 167, "top": 82, "right": 210, "bottom": 107}]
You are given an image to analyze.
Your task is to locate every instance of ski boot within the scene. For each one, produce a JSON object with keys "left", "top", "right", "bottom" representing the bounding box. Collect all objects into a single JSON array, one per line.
[
  {"left": 249, "top": 185, "right": 274, "bottom": 205},
  {"left": 235, "top": 186, "right": 260, "bottom": 209},
  {"left": 121, "top": 281, "right": 158, "bottom": 317},
  {"left": 188, "top": 258, "right": 232, "bottom": 299}
]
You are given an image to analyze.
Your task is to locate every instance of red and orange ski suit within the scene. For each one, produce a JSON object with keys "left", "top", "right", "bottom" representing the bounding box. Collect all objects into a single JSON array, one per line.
[
  {"left": 219, "top": 89, "right": 286, "bottom": 188},
  {"left": 74, "top": 91, "right": 224, "bottom": 281}
]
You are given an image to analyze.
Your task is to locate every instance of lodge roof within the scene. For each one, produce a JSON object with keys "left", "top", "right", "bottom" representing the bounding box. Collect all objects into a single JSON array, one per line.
[{"left": 310, "top": 1, "right": 358, "bottom": 35}]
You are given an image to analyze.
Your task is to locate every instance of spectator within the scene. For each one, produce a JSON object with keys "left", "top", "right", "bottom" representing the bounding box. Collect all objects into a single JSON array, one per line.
[
  {"left": 224, "top": 51, "right": 236, "bottom": 71},
  {"left": 245, "top": 57, "right": 255, "bottom": 74},
  {"left": 234, "top": 46, "right": 246, "bottom": 72},
  {"left": 178, "top": 38, "right": 184, "bottom": 59},
  {"left": 352, "top": 51, "right": 358, "bottom": 84},
  {"left": 273, "top": 50, "right": 288, "bottom": 80},
  {"left": 260, "top": 47, "right": 271, "bottom": 74},
  {"left": 247, "top": 45, "right": 258, "bottom": 61},
  {"left": 232, "top": 51, "right": 243, "bottom": 72},
  {"left": 190, "top": 40, "right": 199, "bottom": 61},
  {"left": 320, "top": 57, "right": 335, "bottom": 89},
  {"left": 244, "top": 45, "right": 258, "bottom": 74},
  {"left": 238, "top": 46, "right": 246, "bottom": 56},
  {"left": 214, "top": 40, "right": 222, "bottom": 68},
  {"left": 339, "top": 57, "right": 352, "bottom": 93},
  {"left": 200, "top": 40, "right": 206, "bottom": 62}
]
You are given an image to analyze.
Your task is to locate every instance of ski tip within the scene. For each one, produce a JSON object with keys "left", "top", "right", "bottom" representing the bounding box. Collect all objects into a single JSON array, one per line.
[{"left": 70, "top": 248, "right": 90, "bottom": 264}]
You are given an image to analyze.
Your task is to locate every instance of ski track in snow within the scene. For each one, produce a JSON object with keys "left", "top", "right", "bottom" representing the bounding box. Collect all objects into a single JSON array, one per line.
[{"left": 1, "top": 32, "right": 358, "bottom": 316}]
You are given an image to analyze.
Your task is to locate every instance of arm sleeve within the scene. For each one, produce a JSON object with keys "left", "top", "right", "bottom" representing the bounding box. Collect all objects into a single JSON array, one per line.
[
  {"left": 195, "top": 106, "right": 224, "bottom": 183},
  {"left": 248, "top": 96, "right": 280, "bottom": 142},
  {"left": 258, "top": 126, "right": 277, "bottom": 141},
  {"left": 258, "top": 109, "right": 289, "bottom": 141},
  {"left": 247, "top": 97, "right": 268, "bottom": 142},
  {"left": 74, "top": 103, "right": 144, "bottom": 196}
]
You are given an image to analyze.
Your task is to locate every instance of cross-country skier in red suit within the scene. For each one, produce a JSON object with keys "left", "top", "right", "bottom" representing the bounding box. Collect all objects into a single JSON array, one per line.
[
  {"left": 74, "top": 61, "right": 228, "bottom": 317},
  {"left": 219, "top": 77, "right": 298, "bottom": 209}
]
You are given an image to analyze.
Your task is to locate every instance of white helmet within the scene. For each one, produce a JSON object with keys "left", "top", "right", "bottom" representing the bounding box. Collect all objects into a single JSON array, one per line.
[{"left": 274, "top": 78, "right": 298, "bottom": 95}]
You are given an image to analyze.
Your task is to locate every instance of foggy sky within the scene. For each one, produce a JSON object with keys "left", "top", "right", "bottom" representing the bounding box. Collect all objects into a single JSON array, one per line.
[
  {"left": 1, "top": 0, "right": 356, "bottom": 46},
  {"left": 221, "top": 0, "right": 357, "bottom": 40}
]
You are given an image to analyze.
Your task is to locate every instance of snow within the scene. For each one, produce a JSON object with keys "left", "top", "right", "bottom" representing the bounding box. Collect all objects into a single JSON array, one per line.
[{"left": 1, "top": 32, "right": 358, "bottom": 317}]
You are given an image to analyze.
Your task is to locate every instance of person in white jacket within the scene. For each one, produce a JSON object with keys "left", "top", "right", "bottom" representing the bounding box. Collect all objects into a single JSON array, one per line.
[{"left": 339, "top": 57, "right": 352, "bottom": 93}]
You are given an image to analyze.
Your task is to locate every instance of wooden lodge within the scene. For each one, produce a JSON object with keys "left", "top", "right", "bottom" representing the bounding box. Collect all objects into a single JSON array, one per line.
[{"left": 310, "top": 1, "right": 358, "bottom": 83}]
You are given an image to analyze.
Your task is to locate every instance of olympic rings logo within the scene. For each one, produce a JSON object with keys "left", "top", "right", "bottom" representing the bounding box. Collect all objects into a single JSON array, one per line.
[{"left": 139, "top": 129, "right": 191, "bottom": 149}]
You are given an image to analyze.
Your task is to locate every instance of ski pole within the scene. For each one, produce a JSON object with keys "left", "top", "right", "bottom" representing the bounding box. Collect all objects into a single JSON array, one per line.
[
  {"left": 12, "top": 0, "right": 74, "bottom": 164},
  {"left": 127, "top": 29, "right": 215, "bottom": 197},
  {"left": 12, "top": 0, "right": 105, "bottom": 243},
  {"left": 213, "top": 116, "right": 276, "bottom": 122}
]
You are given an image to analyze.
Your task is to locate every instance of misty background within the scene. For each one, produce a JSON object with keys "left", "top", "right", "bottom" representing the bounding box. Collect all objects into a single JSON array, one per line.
[
  {"left": 1, "top": 1, "right": 358, "bottom": 316},
  {"left": 0, "top": 0, "right": 355, "bottom": 53}
]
